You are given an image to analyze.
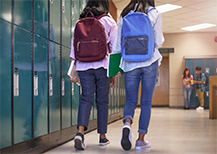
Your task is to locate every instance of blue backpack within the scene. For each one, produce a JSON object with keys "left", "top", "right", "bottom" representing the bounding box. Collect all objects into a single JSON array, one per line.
[{"left": 121, "top": 7, "right": 155, "bottom": 62}]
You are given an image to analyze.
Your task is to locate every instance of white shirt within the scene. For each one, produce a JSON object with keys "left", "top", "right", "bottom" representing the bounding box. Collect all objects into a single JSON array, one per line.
[{"left": 112, "top": 6, "right": 165, "bottom": 72}]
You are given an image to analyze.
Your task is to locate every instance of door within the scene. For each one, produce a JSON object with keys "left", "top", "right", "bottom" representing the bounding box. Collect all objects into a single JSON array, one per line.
[{"left": 152, "top": 57, "right": 169, "bottom": 106}]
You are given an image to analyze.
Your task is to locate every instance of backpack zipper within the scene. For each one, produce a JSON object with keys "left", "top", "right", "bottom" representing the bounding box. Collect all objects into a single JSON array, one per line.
[
  {"left": 124, "top": 37, "right": 147, "bottom": 47},
  {"left": 77, "top": 40, "right": 99, "bottom": 51}
]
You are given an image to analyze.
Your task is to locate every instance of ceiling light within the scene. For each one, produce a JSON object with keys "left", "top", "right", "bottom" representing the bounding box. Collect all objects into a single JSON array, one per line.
[
  {"left": 156, "top": 4, "right": 182, "bottom": 13},
  {"left": 181, "top": 23, "right": 216, "bottom": 31}
]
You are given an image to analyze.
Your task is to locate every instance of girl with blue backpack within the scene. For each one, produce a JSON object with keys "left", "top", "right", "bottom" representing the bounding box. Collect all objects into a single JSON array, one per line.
[{"left": 112, "top": 0, "right": 164, "bottom": 151}]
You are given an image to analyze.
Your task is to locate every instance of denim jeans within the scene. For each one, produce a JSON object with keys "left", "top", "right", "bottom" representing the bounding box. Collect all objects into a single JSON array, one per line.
[
  {"left": 77, "top": 67, "right": 110, "bottom": 134},
  {"left": 123, "top": 61, "right": 158, "bottom": 134},
  {"left": 183, "top": 86, "right": 192, "bottom": 108}
]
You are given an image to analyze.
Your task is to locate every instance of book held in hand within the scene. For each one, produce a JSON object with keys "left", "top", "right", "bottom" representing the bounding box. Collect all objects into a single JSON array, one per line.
[
  {"left": 107, "top": 53, "right": 124, "bottom": 77},
  {"left": 67, "top": 59, "right": 80, "bottom": 86}
]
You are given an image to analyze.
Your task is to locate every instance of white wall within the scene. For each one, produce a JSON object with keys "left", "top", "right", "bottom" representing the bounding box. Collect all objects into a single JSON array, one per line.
[{"left": 162, "top": 32, "right": 217, "bottom": 107}]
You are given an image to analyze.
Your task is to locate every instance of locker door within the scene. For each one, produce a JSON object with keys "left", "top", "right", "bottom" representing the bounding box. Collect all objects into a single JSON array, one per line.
[
  {"left": 0, "top": 20, "right": 12, "bottom": 149},
  {"left": 62, "top": 0, "right": 71, "bottom": 47},
  {"left": 79, "top": 0, "right": 87, "bottom": 14},
  {"left": 49, "top": 43, "right": 60, "bottom": 133},
  {"left": 34, "top": 0, "right": 48, "bottom": 38},
  {"left": 0, "top": 0, "right": 11, "bottom": 22},
  {"left": 71, "top": 0, "right": 80, "bottom": 28},
  {"left": 71, "top": 0, "right": 80, "bottom": 126},
  {"left": 185, "top": 59, "right": 195, "bottom": 108},
  {"left": 33, "top": 34, "right": 48, "bottom": 138},
  {"left": 14, "top": 0, "right": 32, "bottom": 31},
  {"left": 50, "top": 0, "right": 60, "bottom": 43},
  {"left": 205, "top": 59, "right": 215, "bottom": 108},
  {"left": 13, "top": 25, "right": 32, "bottom": 144},
  {"left": 62, "top": 47, "right": 71, "bottom": 129}
]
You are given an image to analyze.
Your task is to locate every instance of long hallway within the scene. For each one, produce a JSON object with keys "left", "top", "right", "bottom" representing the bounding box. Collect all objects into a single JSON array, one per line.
[{"left": 44, "top": 108, "right": 217, "bottom": 154}]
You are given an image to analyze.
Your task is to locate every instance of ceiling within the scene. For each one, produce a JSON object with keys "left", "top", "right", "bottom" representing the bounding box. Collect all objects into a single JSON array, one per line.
[{"left": 112, "top": 0, "right": 217, "bottom": 33}]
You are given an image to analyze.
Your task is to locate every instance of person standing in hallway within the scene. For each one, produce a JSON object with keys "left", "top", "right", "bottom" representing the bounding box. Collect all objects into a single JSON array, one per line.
[
  {"left": 182, "top": 67, "right": 193, "bottom": 109},
  {"left": 193, "top": 66, "right": 206, "bottom": 111},
  {"left": 69, "top": 0, "right": 117, "bottom": 150},
  {"left": 112, "top": 0, "right": 164, "bottom": 151}
]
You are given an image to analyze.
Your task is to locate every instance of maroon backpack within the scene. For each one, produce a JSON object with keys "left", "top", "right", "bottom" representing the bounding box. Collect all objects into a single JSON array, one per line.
[{"left": 74, "top": 11, "right": 109, "bottom": 62}]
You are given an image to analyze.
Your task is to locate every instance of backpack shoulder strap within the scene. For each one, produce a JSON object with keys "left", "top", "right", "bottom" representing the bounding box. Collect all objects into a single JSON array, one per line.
[
  {"left": 95, "top": 14, "right": 109, "bottom": 20},
  {"left": 148, "top": 7, "right": 156, "bottom": 13}
]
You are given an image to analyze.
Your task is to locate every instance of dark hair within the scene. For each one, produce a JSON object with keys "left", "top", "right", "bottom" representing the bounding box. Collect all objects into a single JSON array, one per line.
[
  {"left": 121, "top": 0, "right": 155, "bottom": 18},
  {"left": 80, "top": 0, "right": 109, "bottom": 18},
  {"left": 183, "top": 67, "right": 191, "bottom": 78},
  {"left": 195, "top": 66, "right": 202, "bottom": 71}
]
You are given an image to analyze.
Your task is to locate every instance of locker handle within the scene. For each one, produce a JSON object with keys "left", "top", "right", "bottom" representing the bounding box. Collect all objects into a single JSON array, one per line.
[
  {"left": 14, "top": 69, "right": 19, "bottom": 96},
  {"left": 49, "top": 75, "right": 53, "bottom": 96},
  {"left": 34, "top": 73, "right": 38, "bottom": 96},
  {"left": 62, "top": 77, "right": 65, "bottom": 96}
]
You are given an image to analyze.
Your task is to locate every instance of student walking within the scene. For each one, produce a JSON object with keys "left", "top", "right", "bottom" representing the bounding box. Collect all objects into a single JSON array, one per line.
[
  {"left": 182, "top": 67, "right": 193, "bottom": 109},
  {"left": 193, "top": 66, "right": 206, "bottom": 111},
  {"left": 69, "top": 0, "right": 117, "bottom": 150},
  {"left": 112, "top": 0, "right": 164, "bottom": 151}
]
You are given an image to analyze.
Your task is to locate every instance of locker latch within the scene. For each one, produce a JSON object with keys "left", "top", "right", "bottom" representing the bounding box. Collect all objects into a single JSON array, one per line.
[
  {"left": 14, "top": 68, "right": 19, "bottom": 96},
  {"left": 49, "top": 74, "right": 53, "bottom": 96},
  {"left": 34, "top": 71, "right": 38, "bottom": 96}
]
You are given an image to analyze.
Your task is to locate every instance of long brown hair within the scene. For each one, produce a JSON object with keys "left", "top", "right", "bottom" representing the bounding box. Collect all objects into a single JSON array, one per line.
[
  {"left": 120, "top": 0, "right": 155, "bottom": 18},
  {"left": 183, "top": 67, "right": 191, "bottom": 78}
]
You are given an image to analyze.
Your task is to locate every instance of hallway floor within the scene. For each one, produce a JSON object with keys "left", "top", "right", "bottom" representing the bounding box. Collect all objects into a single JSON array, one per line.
[{"left": 44, "top": 108, "right": 217, "bottom": 154}]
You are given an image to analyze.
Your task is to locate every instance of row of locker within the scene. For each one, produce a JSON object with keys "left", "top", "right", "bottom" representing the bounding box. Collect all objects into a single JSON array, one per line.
[
  {"left": 0, "top": 0, "right": 126, "bottom": 150},
  {"left": 185, "top": 58, "right": 217, "bottom": 108},
  {"left": 0, "top": 0, "right": 87, "bottom": 48}
]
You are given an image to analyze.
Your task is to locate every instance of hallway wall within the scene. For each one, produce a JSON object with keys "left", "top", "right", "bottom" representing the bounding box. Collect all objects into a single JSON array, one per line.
[{"left": 162, "top": 32, "right": 217, "bottom": 107}]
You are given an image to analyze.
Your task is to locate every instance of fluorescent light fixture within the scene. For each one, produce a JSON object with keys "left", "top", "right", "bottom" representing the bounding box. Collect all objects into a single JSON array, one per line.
[
  {"left": 181, "top": 23, "right": 216, "bottom": 31},
  {"left": 156, "top": 4, "right": 182, "bottom": 13}
]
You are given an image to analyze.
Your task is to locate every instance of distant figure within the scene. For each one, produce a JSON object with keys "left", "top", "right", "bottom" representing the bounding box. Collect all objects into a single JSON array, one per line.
[
  {"left": 193, "top": 66, "right": 206, "bottom": 111},
  {"left": 182, "top": 67, "right": 193, "bottom": 109}
]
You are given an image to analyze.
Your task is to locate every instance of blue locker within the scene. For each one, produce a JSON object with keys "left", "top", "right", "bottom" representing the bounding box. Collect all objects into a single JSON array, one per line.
[
  {"left": 0, "top": 20, "right": 12, "bottom": 149},
  {"left": 71, "top": 0, "right": 81, "bottom": 126},
  {"left": 13, "top": 25, "right": 32, "bottom": 144},
  {"left": 49, "top": 43, "right": 60, "bottom": 133},
  {"left": 62, "top": 0, "right": 71, "bottom": 47},
  {"left": 79, "top": 0, "right": 87, "bottom": 14},
  {"left": 14, "top": 0, "right": 32, "bottom": 31},
  {"left": 33, "top": 34, "right": 48, "bottom": 138},
  {"left": 34, "top": 0, "right": 48, "bottom": 38},
  {"left": 0, "top": 0, "right": 11, "bottom": 22},
  {"left": 50, "top": 0, "right": 60, "bottom": 43},
  {"left": 62, "top": 46, "right": 71, "bottom": 129}
]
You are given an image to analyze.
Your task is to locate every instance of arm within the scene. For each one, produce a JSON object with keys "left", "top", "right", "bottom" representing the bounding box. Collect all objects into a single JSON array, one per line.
[
  {"left": 153, "top": 13, "right": 164, "bottom": 49},
  {"left": 112, "top": 17, "right": 123, "bottom": 54}
]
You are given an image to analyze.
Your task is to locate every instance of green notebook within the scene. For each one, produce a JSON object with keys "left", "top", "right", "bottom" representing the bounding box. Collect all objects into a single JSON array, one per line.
[{"left": 107, "top": 53, "right": 124, "bottom": 77}]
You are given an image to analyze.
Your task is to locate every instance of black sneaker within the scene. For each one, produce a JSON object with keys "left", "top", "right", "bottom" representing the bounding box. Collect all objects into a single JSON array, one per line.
[
  {"left": 74, "top": 132, "right": 86, "bottom": 150},
  {"left": 99, "top": 138, "right": 110, "bottom": 146},
  {"left": 121, "top": 125, "right": 132, "bottom": 151}
]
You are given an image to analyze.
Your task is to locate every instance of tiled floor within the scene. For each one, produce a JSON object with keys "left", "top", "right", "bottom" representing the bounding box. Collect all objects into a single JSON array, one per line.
[{"left": 44, "top": 108, "right": 217, "bottom": 154}]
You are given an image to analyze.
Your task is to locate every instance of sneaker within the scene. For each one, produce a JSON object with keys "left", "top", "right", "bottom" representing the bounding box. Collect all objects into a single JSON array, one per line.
[
  {"left": 74, "top": 132, "right": 86, "bottom": 150},
  {"left": 196, "top": 106, "right": 204, "bottom": 110},
  {"left": 121, "top": 125, "right": 132, "bottom": 151},
  {"left": 135, "top": 140, "right": 151, "bottom": 150},
  {"left": 99, "top": 138, "right": 110, "bottom": 146}
]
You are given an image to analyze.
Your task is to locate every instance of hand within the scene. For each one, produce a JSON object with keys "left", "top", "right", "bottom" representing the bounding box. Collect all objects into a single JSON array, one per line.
[
  {"left": 116, "top": 72, "right": 123, "bottom": 77},
  {"left": 110, "top": 76, "right": 116, "bottom": 88},
  {"left": 70, "top": 77, "right": 78, "bottom": 83}
]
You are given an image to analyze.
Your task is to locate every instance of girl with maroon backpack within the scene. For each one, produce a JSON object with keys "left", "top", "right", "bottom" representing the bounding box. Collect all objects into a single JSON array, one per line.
[{"left": 69, "top": 0, "right": 117, "bottom": 150}]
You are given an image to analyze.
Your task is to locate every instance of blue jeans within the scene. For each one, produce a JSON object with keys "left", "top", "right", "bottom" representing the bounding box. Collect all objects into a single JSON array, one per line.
[
  {"left": 123, "top": 61, "right": 158, "bottom": 134},
  {"left": 183, "top": 86, "right": 192, "bottom": 108},
  {"left": 77, "top": 67, "right": 110, "bottom": 134}
]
